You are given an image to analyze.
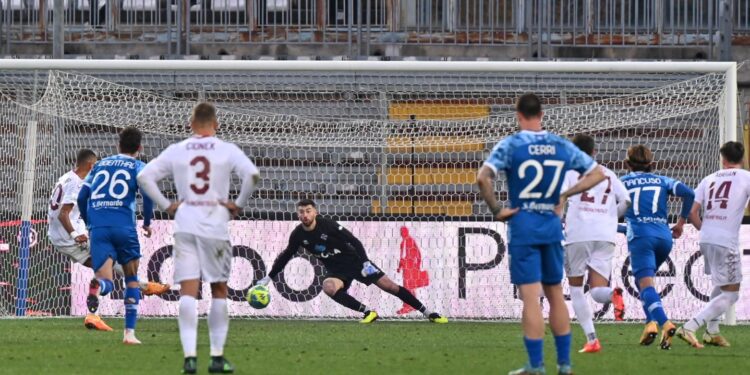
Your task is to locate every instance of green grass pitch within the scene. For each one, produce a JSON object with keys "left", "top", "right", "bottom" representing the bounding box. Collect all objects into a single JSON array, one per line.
[{"left": 1, "top": 319, "right": 749, "bottom": 374}]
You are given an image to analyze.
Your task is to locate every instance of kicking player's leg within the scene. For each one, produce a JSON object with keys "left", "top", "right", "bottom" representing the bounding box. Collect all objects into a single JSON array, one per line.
[
  {"left": 634, "top": 237, "right": 675, "bottom": 349},
  {"left": 84, "top": 228, "right": 117, "bottom": 331},
  {"left": 322, "top": 277, "right": 373, "bottom": 322},
  {"left": 680, "top": 244, "right": 740, "bottom": 348},
  {"left": 508, "top": 245, "right": 546, "bottom": 375},
  {"left": 173, "top": 233, "right": 200, "bottom": 374},
  {"left": 542, "top": 243, "right": 572, "bottom": 374},
  {"left": 197, "top": 236, "right": 235, "bottom": 374},
  {"left": 565, "top": 242, "right": 597, "bottom": 352},
  {"left": 373, "top": 275, "right": 447, "bottom": 323}
]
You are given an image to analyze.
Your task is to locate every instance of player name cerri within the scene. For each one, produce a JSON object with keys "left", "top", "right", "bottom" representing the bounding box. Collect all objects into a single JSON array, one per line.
[{"left": 528, "top": 145, "right": 556, "bottom": 155}]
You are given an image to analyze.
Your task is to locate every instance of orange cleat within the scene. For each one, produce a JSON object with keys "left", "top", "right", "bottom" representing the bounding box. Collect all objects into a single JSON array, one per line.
[
  {"left": 84, "top": 314, "right": 113, "bottom": 331},
  {"left": 612, "top": 287, "right": 625, "bottom": 321},
  {"left": 578, "top": 339, "right": 602, "bottom": 353},
  {"left": 141, "top": 282, "right": 171, "bottom": 296}
]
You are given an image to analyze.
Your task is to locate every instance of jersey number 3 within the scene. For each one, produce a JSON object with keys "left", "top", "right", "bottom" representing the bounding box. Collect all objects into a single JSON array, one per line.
[{"left": 190, "top": 156, "right": 211, "bottom": 195}]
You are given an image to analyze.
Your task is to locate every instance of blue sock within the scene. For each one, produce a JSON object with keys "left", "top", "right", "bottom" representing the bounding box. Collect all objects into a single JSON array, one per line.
[
  {"left": 636, "top": 284, "right": 653, "bottom": 322},
  {"left": 554, "top": 333, "right": 572, "bottom": 366},
  {"left": 640, "top": 286, "right": 668, "bottom": 326},
  {"left": 98, "top": 278, "right": 114, "bottom": 296},
  {"left": 124, "top": 286, "right": 140, "bottom": 330},
  {"left": 523, "top": 337, "right": 544, "bottom": 368}
]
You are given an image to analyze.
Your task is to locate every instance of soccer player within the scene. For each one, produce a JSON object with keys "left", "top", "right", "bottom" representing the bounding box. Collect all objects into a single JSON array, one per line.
[
  {"left": 137, "top": 103, "right": 260, "bottom": 374},
  {"left": 620, "top": 145, "right": 694, "bottom": 350},
  {"left": 476, "top": 93, "right": 606, "bottom": 375},
  {"left": 256, "top": 199, "right": 449, "bottom": 325},
  {"left": 561, "top": 134, "right": 629, "bottom": 353},
  {"left": 676, "top": 141, "right": 748, "bottom": 348},
  {"left": 78, "top": 127, "right": 156, "bottom": 345},
  {"left": 48, "top": 149, "right": 168, "bottom": 332}
]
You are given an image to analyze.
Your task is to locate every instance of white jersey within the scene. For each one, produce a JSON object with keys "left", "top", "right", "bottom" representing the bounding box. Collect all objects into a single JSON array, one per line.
[
  {"left": 562, "top": 166, "right": 629, "bottom": 244},
  {"left": 694, "top": 168, "right": 750, "bottom": 249},
  {"left": 47, "top": 171, "right": 87, "bottom": 247},
  {"left": 138, "top": 135, "right": 259, "bottom": 240}
]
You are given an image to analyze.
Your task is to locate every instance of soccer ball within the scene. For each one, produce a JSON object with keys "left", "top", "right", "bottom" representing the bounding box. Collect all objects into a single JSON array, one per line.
[{"left": 246, "top": 285, "right": 271, "bottom": 309}]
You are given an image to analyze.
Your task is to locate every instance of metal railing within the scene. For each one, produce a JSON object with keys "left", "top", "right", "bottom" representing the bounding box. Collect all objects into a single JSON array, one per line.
[{"left": 0, "top": 0, "right": 742, "bottom": 57}]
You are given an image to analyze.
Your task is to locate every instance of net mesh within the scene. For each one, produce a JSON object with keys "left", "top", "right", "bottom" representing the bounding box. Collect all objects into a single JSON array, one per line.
[{"left": 0, "top": 66, "right": 736, "bottom": 321}]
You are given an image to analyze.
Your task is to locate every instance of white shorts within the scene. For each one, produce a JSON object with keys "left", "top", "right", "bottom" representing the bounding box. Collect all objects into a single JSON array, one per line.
[
  {"left": 701, "top": 243, "right": 743, "bottom": 286},
  {"left": 173, "top": 233, "right": 232, "bottom": 284},
  {"left": 564, "top": 241, "right": 614, "bottom": 278},
  {"left": 55, "top": 243, "right": 90, "bottom": 264}
]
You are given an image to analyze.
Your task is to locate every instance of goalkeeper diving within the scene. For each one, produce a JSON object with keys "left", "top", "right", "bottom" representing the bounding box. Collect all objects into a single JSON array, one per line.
[{"left": 256, "top": 199, "right": 448, "bottom": 324}]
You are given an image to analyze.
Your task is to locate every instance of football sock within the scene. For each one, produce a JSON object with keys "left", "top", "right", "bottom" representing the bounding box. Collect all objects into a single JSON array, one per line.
[
  {"left": 686, "top": 291, "right": 739, "bottom": 332},
  {"left": 554, "top": 333, "right": 572, "bottom": 366},
  {"left": 124, "top": 286, "right": 140, "bottom": 330},
  {"left": 636, "top": 284, "right": 653, "bottom": 322},
  {"left": 640, "top": 286, "right": 668, "bottom": 326},
  {"left": 523, "top": 337, "right": 544, "bottom": 368},
  {"left": 590, "top": 287, "right": 613, "bottom": 304},
  {"left": 393, "top": 287, "right": 430, "bottom": 315},
  {"left": 208, "top": 298, "right": 229, "bottom": 357},
  {"left": 179, "top": 296, "right": 198, "bottom": 358},
  {"left": 331, "top": 289, "right": 367, "bottom": 313},
  {"left": 706, "top": 286, "right": 723, "bottom": 334},
  {"left": 570, "top": 286, "right": 596, "bottom": 342},
  {"left": 98, "top": 278, "right": 114, "bottom": 296}
]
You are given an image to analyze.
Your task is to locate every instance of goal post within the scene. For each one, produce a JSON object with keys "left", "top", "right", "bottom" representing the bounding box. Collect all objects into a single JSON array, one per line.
[{"left": 0, "top": 60, "right": 742, "bottom": 322}]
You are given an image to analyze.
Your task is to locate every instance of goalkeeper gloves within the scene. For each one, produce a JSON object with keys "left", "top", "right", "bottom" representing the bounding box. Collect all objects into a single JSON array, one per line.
[
  {"left": 361, "top": 261, "right": 379, "bottom": 277},
  {"left": 256, "top": 276, "right": 271, "bottom": 286}
]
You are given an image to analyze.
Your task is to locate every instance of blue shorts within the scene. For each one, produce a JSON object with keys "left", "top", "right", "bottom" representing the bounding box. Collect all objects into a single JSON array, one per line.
[
  {"left": 509, "top": 242, "right": 564, "bottom": 285},
  {"left": 90, "top": 226, "right": 141, "bottom": 272},
  {"left": 628, "top": 236, "right": 673, "bottom": 280}
]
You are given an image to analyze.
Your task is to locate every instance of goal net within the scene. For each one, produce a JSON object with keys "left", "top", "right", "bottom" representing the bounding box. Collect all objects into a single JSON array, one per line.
[{"left": 0, "top": 61, "right": 742, "bottom": 322}]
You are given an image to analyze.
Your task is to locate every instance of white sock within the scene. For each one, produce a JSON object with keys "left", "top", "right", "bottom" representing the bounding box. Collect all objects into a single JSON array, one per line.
[
  {"left": 179, "top": 296, "right": 198, "bottom": 358},
  {"left": 570, "top": 286, "right": 596, "bottom": 342},
  {"left": 706, "top": 286, "right": 722, "bottom": 334},
  {"left": 590, "top": 287, "right": 613, "bottom": 304},
  {"left": 208, "top": 298, "right": 229, "bottom": 357},
  {"left": 684, "top": 290, "right": 739, "bottom": 332}
]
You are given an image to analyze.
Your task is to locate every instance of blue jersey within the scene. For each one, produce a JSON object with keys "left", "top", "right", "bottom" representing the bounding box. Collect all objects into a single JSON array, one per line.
[
  {"left": 620, "top": 172, "right": 681, "bottom": 241},
  {"left": 484, "top": 130, "right": 596, "bottom": 246},
  {"left": 78, "top": 154, "right": 153, "bottom": 229}
]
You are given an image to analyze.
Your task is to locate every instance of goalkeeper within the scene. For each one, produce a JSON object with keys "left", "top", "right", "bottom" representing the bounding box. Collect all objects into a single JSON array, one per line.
[{"left": 256, "top": 199, "right": 448, "bottom": 324}]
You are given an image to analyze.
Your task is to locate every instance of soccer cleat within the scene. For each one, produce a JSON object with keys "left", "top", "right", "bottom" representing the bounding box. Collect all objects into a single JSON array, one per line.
[
  {"left": 659, "top": 321, "right": 677, "bottom": 350},
  {"left": 428, "top": 313, "right": 448, "bottom": 324},
  {"left": 639, "top": 321, "right": 658, "bottom": 346},
  {"left": 703, "top": 332, "right": 731, "bottom": 347},
  {"left": 557, "top": 364, "right": 574, "bottom": 375},
  {"left": 360, "top": 310, "right": 379, "bottom": 324},
  {"left": 208, "top": 356, "right": 235, "bottom": 374},
  {"left": 508, "top": 364, "right": 546, "bottom": 375},
  {"left": 578, "top": 339, "right": 601, "bottom": 353},
  {"left": 675, "top": 326, "right": 704, "bottom": 348},
  {"left": 87, "top": 278, "right": 100, "bottom": 314},
  {"left": 141, "top": 282, "right": 171, "bottom": 296},
  {"left": 122, "top": 329, "right": 141, "bottom": 345},
  {"left": 612, "top": 287, "right": 625, "bottom": 321},
  {"left": 84, "top": 314, "right": 113, "bottom": 331},
  {"left": 182, "top": 357, "right": 197, "bottom": 374}
]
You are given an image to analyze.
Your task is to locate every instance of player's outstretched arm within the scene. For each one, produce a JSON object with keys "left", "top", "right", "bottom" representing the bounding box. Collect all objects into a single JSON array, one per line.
[
  {"left": 670, "top": 182, "right": 695, "bottom": 238},
  {"left": 560, "top": 165, "right": 606, "bottom": 202},
  {"left": 260, "top": 232, "right": 302, "bottom": 285}
]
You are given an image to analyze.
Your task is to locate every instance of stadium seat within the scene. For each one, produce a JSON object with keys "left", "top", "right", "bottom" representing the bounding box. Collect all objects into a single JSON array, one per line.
[
  {"left": 211, "top": 0, "right": 243, "bottom": 12},
  {"left": 2, "top": 0, "right": 26, "bottom": 10},
  {"left": 122, "top": 0, "right": 156, "bottom": 11}
]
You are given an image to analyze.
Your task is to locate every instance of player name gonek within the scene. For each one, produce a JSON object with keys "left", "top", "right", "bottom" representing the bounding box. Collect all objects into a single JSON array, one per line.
[{"left": 186, "top": 143, "right": 215, "bottom": 150}]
